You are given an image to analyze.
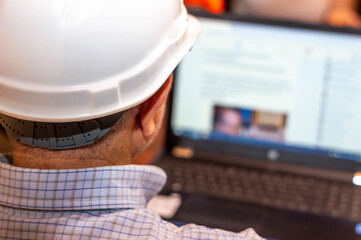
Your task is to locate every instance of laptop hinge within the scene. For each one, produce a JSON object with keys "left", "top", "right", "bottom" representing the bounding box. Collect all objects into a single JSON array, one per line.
[{"left": 172, "top": 146, "right": 194, "bottom": 159}]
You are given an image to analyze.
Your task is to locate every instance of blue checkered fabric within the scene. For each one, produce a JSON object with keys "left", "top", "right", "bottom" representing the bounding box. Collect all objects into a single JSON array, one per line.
[{"left": 0, "top": 155, "right": 264, "bottom": 240}]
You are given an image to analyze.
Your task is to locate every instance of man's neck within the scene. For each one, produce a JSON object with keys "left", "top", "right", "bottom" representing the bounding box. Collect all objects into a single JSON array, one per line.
[{"left": 11, "top": 141, "right": 132, "bottom": 169}]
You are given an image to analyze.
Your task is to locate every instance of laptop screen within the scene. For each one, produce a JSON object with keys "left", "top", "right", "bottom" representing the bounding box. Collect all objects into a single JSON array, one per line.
[{"left": 171, "top": 14, "right": 361, "bottom": 168}]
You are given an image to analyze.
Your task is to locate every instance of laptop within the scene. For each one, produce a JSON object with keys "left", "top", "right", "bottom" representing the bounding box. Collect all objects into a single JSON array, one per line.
[{"left": 153, "top": 11, "right": 361, "bottom": 240}]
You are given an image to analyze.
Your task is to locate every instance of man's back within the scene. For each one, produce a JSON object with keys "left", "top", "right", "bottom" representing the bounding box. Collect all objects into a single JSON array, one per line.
[{"left": 0, "top": 155, "right": 263, "bottom": 240}]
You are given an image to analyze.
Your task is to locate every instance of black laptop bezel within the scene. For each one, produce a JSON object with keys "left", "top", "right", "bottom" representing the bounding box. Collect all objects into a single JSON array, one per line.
[{"left": 166, "top": 11, "right": 361, "bottom": 174}]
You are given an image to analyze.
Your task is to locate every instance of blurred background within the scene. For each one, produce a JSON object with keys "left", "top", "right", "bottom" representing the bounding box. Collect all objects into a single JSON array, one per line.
[{"left": 184, "top": 0, "right": 361, "bottom": 27}]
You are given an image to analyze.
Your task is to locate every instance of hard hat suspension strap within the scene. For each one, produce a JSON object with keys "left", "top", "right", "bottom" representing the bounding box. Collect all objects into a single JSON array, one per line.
[{"left": 0, "top": 112, "right": 124, "bottom": 150}]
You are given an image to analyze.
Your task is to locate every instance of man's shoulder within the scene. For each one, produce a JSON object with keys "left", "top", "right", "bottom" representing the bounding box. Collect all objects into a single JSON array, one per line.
[
  {"left": 92, "top": 208, "right": 265, "bottom": 240},
  {"left": 0, "top": 202, "right": 264, "bottom": 239}
]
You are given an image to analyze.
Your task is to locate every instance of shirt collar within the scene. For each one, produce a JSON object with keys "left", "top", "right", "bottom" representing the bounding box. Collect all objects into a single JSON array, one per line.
[{"left": 0, "top": 154, "right": 167, "bottom": 211}]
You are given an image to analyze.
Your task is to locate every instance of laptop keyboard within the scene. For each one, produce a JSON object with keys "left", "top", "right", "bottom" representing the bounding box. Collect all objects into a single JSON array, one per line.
[{"left": 157, "top": 157, "right": 361, "bottom": 221}]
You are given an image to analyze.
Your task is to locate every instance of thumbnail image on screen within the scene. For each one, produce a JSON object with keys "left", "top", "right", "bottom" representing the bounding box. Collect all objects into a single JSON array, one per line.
[{"left": 213, "top": 105, "right": 287, "bottom": 143}]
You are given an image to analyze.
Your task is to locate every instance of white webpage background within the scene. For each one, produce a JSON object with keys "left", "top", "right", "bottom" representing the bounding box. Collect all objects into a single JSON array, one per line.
[{"left": 172, "top": 18, "right": 361, "bottom": 155}]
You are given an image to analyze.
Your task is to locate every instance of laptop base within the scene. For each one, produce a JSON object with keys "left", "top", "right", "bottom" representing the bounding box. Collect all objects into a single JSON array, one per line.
[{"left": 167, "top": 193, "right": 361, "bottom": 240}]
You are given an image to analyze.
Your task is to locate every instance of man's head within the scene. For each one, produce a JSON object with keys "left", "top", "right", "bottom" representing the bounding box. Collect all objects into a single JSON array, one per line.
[
  {"left": 9, "top": 75, "right": 173, "bottom": 169},
  {"left": 0, "top": 0, "right": 201, "bottom": 168}
]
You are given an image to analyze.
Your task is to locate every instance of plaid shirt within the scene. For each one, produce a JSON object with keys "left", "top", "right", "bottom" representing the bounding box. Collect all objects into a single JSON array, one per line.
[{"left": 0, "top": 155, "right": 264, "bottom": 240}]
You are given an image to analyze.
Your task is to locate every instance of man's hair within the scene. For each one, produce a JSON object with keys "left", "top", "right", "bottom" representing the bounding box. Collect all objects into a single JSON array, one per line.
[{"left": 0, "top": 106, "right": 136, "bottom": 151}]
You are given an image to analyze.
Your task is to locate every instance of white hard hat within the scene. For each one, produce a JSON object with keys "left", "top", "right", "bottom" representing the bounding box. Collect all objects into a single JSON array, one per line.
[{"left": 0, "top": 0, "right": 201, "bottom": 123}]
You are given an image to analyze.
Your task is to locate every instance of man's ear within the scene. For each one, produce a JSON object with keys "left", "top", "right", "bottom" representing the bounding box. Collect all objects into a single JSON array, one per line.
[{"left": 139, "top": 74, "right": 173, "bottom": 137}]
